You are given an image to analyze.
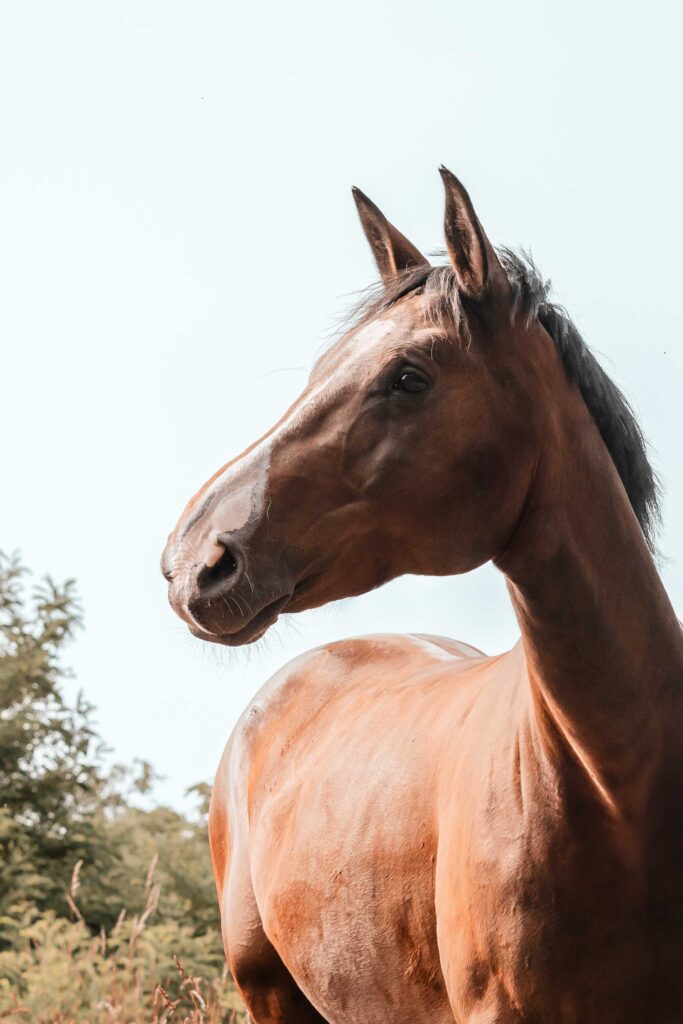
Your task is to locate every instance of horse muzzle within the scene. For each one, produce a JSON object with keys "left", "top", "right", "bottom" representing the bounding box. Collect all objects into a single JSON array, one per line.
[{"left": 163, "top": 533, "right": 294, "bottom": 646}]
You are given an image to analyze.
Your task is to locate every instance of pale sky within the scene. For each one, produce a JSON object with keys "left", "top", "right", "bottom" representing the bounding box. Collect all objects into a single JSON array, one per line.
[{"left": 2, "top": 0, "right": 682, "bottom": 808}]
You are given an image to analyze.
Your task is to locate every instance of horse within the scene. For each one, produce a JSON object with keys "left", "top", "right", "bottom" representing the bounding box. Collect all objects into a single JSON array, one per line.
[{"left": 161, "top": 168, "right": 683, "bottom": 1023}]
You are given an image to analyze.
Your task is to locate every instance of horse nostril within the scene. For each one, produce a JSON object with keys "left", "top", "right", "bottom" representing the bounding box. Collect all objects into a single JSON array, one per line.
[{"left": 196, "top": 538, "right": 243, "bottom": 597}]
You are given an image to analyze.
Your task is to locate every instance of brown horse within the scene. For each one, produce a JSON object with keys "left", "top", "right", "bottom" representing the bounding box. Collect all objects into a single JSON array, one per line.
[{"left": 162, "top": 168, "right": 683, "bottom": 1023}]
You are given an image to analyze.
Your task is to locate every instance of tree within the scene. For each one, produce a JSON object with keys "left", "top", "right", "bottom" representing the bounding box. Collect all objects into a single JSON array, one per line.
[
  {"left": 0, "top": 553, "right": 239, "bottom": 1018},
  {"left": 0, "top": 553, "right": 221, "bottom": 943},
  {"left": 0, "top": 552, "right": 112, "bottom": 931}
]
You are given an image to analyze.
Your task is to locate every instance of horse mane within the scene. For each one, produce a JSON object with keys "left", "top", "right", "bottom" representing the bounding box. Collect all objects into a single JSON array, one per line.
[{"left": 347, "top": 249, "right": 661, "bottom": 555}]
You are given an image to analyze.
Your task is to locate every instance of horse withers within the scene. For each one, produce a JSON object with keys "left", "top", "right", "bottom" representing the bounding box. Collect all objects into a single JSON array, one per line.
[{"left": 162, "top": 169, "right": 683, "bottom": 1024}]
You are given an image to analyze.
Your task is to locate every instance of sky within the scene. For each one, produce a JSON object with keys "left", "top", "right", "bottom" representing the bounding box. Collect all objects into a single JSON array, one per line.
[{"left": 2, "top": 0, "right": 682, "bottom": 808}]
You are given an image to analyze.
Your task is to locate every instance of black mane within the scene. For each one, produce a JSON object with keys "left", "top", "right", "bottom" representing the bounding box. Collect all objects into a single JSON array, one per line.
[{"left": 349, "top": 250, "right": 661, "bottom": 554}]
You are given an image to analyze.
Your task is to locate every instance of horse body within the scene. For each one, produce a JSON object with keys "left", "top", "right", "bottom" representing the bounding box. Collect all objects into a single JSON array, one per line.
[
  {"left": 163, "top": 169, "right": 683, "bottom": 1021},
  {"left": 210, "top": 632, "right": 682, "bottom": 1023}
]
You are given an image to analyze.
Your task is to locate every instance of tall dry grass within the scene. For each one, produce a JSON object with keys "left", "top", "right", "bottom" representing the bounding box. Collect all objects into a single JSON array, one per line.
[{"left": 0, "top": 863, "right": 246, "bottom": 1024}]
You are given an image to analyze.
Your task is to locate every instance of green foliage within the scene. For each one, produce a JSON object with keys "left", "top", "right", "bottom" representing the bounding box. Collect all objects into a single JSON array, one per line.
[
  {"left": 64, "top": 787, "right": 223, "bottom": 953},
  {"left": 0, "top": 552, "right": 108, "bottom": 929},
  {"left": 0, "top": 554, "right": 245, "bottom": 1021}
]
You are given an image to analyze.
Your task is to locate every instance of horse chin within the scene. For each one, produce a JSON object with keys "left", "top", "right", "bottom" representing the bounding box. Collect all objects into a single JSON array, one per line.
[{"left": 188, "top": 594, "right": 291, "bottom": 647}]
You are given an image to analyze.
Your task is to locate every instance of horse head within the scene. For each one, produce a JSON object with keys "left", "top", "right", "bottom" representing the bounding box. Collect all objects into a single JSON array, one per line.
[{"left": 161, "top": 169, "right": 561, "bottom": 645}]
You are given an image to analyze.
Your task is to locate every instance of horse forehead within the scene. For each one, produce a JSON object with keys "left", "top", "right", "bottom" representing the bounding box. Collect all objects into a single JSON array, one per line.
[
  {"left": 343, "top": 315, "right": 403, "bottom": 359},
  {"left": 316, "top": 308, "right": 422, "bottom": 383}
]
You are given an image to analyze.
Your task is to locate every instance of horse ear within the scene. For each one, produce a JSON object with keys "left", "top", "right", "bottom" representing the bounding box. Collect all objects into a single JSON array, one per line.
[
  {"left": 352, "top": 187, "right": 429, "bottom": 284},
  {"left": 439, "top": 166, "right": 507, "bottom": 302}
]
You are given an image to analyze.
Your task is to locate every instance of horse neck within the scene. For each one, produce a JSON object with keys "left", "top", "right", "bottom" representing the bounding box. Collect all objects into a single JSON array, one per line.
[{"left": 495, "top": 389, "right": 683, "bottom": 815}]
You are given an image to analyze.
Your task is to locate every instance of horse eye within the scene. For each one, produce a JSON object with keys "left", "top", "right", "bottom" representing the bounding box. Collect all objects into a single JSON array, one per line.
[{"left": 392, "top": 367, "right": 430, "bottom": 394}]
